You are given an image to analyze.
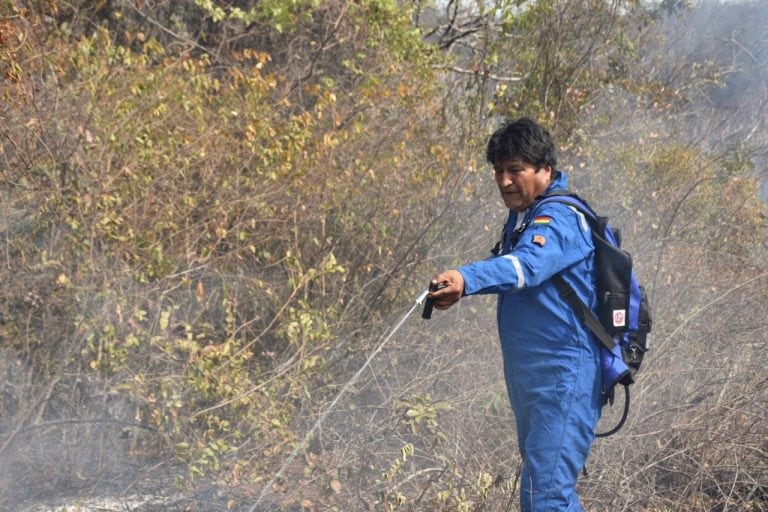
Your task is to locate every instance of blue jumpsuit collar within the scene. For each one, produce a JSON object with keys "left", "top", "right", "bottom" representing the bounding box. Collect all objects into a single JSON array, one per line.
[
  {"left": 546, "top": 170, "right": 569, "bottom": 194},
  {"left": 502, "top": 171, "right": 570, "bottom": 254}
]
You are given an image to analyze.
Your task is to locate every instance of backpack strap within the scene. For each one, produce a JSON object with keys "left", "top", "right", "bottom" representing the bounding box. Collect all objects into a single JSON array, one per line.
[
  {"left": 533, "top": 192, "right": 637, "bottom": 436},
  {"left": 551, "top": 275, "right": 616, "bottom": 352},
  {"left": 499, "top": 189, "right": 579, "bottom": 251},
  {"left": 531, "top": 192, "right": 617, "bottom": 352}
]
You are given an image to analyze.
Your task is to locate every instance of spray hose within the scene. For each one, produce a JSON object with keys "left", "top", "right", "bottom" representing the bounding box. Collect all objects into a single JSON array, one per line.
[{"left": 250, "top": 288, "right": 433, "bottom": 510}]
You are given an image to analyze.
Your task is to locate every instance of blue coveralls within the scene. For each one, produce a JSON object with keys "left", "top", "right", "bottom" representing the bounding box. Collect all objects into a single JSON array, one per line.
[{"left": 458, "top": 174, "right": 602, "bottom": 512}]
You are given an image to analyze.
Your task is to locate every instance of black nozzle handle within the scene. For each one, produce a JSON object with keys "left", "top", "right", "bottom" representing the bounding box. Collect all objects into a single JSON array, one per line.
[{"left": 422, "top": 282, "right": 442, "bottom": 319}]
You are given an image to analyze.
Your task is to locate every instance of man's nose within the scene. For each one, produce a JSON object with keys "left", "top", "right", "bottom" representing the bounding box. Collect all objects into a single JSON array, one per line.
[{"left": 498, "top": 171, "right": 513, "bottom": 187}]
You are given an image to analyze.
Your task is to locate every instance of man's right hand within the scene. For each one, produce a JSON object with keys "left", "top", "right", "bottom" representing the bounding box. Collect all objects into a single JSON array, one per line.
[{"left": 429, "top": 270, "right": 465, "bottom": 309}]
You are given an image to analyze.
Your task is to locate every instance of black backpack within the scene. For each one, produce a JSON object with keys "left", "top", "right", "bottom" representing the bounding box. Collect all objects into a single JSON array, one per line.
[{"left": 500, "top": 190, "right": 652, "bottom": 436}]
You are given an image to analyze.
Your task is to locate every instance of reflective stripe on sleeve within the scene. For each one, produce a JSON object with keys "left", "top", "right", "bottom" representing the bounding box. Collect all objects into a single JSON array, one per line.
[{"left": 501, "top": 254, "right": 525, "bottom": 289}]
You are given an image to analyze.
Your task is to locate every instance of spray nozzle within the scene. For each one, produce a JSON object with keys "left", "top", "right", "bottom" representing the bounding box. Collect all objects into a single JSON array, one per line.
[{"left": 420, "top": 281, "right": 444, "bottom": 320}]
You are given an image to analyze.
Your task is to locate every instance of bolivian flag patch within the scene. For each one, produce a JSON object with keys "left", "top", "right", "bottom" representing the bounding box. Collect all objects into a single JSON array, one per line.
[{"left": 532, "top": 216, "right": 552, "bottom": 225}]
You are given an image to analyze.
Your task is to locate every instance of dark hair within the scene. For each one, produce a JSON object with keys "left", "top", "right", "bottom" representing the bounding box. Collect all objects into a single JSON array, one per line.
[{"left": 486, "top": 117, "right": 557, "bottom": 172}]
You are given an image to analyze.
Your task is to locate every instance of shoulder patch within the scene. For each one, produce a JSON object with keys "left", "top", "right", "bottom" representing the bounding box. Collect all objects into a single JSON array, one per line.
[
  {"left": 532, "top": 216, "right": 552, "bottom": 225},
  {"left": 532, "top": 234, "right": 546, "bottom": 246}
]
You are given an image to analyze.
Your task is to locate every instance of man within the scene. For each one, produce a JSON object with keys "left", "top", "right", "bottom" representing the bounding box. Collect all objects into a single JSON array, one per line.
[{"left": 429, "top": 117, "right": 602, "bottom": 511}]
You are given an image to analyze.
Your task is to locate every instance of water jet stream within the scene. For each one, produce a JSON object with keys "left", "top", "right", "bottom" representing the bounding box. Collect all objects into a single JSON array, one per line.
[{"left": 250, "top": 290, "right": 430, "bottom": 511}]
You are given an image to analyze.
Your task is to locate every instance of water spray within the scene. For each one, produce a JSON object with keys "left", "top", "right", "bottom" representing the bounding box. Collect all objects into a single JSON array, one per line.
[{"left": 250, "top": 286, "right": 435, "bottom": 511}]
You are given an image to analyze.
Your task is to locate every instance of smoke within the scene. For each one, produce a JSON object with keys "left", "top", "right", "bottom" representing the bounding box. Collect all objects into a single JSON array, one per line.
[
  {"left": 653, "top": 0, "right": 768, "bottom": 196},
  {"left": 283, "top": 1, "right": 768, "bottom": 509},
  {"left": 3, "top": 1, "right": 766, "bottom": 511},
  {"left": 0, "top": 364, "right": 146, "bottom": 509}
]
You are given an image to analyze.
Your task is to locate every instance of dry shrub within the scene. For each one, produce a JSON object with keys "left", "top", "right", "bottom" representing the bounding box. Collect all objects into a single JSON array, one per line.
[
  {"left": 1, "top": 2, "right": 766, "bottom": 511},
  {"left": 0, "top": 0, "right": 464, "bottom": 504}
]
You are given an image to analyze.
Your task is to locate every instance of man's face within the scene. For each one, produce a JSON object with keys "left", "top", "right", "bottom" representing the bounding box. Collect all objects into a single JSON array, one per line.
[{"left": 493, "top": 157, "right": 552, "bottom": 211}]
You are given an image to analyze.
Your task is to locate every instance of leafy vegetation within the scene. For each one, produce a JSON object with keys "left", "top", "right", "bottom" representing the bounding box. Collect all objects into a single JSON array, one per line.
[{"left": 1, "top": 0, "right": 766, "bottom": 510}]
